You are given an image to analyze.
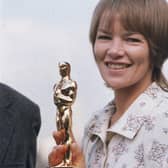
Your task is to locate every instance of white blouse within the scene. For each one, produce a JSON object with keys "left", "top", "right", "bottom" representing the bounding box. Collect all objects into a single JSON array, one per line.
[{"left": 82, "top": 83, "right": 168, "bottom": 168}]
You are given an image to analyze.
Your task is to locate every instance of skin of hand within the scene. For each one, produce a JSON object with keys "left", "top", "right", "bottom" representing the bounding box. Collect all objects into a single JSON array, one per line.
[{"left": 48, "top": 130, "right": 86, "bottom": 168}]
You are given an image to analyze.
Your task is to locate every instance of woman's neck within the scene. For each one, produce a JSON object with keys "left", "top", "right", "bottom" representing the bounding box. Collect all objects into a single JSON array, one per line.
[{"left": 114, "top": 81, "right": 152, "bottom": 116}]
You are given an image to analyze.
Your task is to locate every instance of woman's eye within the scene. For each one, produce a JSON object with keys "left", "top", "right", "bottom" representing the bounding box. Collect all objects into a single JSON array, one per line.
[
  {"left": 97, "top": 35, "right": 111, "bottom": 40},
  {"left": 126, "top": 37, "right": 141, "bottom": 43}
]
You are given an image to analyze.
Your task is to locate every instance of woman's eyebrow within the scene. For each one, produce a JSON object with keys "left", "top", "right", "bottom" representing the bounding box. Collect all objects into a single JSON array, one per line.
[
  {"left": 124, "top": 31, "right": 141, "bottom": 36},
  {"left": 97, "top": 28, "right": 110, "bottom": 34}
]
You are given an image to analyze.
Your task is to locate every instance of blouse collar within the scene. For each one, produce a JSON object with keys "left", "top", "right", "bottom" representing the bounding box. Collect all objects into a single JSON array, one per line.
[{"left": 87, "top": 82, "right": 165, "bottom": 141}]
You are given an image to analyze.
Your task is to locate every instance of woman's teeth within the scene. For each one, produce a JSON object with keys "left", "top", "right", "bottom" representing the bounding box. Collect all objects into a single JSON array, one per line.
[{"left": 106, "top": 63, "right": 130, "bottom": 69}]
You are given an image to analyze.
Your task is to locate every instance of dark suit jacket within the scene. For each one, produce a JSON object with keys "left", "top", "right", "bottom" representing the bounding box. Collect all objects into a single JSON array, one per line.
[{"left": 0, "top": 83, "right": 41, "bottom": 168}]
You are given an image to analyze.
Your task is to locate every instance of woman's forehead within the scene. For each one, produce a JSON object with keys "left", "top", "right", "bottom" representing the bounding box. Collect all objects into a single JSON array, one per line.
[
  {"left": 98, "top": 8, "right": 143, "bottom": 34},
  {"left": 98, "top": 12, "right": 123, "bottom": 30}
]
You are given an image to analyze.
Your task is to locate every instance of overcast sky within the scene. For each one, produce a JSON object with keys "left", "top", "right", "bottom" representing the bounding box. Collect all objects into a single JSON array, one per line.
[{"left": 0, "top": 0, "right": 168, "bottom": 164}]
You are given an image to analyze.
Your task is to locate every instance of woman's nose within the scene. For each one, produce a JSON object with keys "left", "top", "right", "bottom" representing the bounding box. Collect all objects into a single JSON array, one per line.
[{"left": 107, "top": 39, "right": 125, "bottom": 58}]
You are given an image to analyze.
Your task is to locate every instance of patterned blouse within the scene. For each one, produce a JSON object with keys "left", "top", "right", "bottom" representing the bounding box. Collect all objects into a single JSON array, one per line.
[{"left": 82, "top": 83, "right": 168, "bottom": 168}]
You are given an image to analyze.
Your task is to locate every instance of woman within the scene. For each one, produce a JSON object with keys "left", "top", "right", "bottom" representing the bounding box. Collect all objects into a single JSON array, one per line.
[{"left": 48, "top": 0, "right": 168, "bottom": 167}]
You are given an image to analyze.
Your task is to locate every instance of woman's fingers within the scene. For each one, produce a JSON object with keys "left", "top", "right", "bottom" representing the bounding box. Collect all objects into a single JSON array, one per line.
[
  {"left": 48, "top": 145, "right": 67, "bottom": 167},
  {"left": 71, "top": 143, "right": 84, "bottom": 161},
  {"left": 71, "top": 143, "right": 86, "bottom": 168},
  {"left": 53, "top": 130, "right": 65, "bottom": 145},
  {"left": 48, "top": 143, "right": 85, "bottom": 168},
  {"left": 49, "top": 130, "right": 85, "bottom": 167}
]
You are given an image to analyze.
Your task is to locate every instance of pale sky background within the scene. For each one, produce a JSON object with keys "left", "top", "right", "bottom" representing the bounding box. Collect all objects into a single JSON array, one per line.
[{"left": 0, "top": 0, "right": 168, "bottom": 166}]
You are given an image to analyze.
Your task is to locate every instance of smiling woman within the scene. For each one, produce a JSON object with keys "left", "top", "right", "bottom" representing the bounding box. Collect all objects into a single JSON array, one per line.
[{"left": 48, "top": 0, "right": 168, "bottom": 168}]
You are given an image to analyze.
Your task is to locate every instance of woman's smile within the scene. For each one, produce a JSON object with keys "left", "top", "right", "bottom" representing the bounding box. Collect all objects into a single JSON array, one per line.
[{"left": 105, "top": 62, "right": 132, "bottom": 70}]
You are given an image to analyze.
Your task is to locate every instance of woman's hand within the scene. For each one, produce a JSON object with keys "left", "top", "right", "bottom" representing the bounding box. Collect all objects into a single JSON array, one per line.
[{"left": 48, "top": 130, "right": 85, "bottom": 168}]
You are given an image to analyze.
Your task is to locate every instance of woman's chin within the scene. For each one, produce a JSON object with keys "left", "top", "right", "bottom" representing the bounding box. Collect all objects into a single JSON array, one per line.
[{"left": 105, "top": 82, "right": 124, "bottom": 90}]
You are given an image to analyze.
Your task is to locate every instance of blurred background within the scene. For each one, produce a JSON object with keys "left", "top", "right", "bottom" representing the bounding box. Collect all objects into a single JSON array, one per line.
[{"left": 0, "top": 0, "right": 167, "bottom": 167}]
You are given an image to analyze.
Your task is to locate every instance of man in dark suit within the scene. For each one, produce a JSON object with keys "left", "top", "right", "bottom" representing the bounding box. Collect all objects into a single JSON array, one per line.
[{"left": 0, "top": 83, "right": 41, "bottom": 168}]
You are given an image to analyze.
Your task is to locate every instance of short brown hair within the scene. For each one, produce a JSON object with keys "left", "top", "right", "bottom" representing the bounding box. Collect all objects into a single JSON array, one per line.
[{"left": 90, "top": 0, "right": 168, "bottom": 90}]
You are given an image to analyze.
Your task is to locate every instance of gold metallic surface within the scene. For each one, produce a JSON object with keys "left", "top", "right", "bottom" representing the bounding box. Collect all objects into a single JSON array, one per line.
[{"left": 53, "top": 62, "right": 77, "bottom": 168}]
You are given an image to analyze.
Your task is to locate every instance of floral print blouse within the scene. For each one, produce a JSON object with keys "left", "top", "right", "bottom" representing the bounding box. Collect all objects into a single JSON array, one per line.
[{"left": 82, "top": 83, "right": 168, "bottom": 168}]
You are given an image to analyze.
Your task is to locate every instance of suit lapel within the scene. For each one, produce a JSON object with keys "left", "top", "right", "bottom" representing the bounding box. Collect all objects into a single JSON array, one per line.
[{"left": 0, "top": 84, "right": 15, "bottom": 162}]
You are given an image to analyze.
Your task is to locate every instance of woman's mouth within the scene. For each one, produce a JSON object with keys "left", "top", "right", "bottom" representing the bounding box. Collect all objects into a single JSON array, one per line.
[{"left": 105, "top": 62, "right": 131, "bottom": 70}]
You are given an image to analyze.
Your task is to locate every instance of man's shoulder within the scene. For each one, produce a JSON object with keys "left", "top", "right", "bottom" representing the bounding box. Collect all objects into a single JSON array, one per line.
[
  {"left": 0, "top": 83, "right": 38, "bottom": 109},
  {"left": 0, "top": 83, "right": 41, "bottom": 136}
]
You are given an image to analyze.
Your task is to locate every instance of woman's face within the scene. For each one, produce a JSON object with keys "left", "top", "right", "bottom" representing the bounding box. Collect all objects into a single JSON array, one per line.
[{"left": 94, "top": 16, "right": 152, "bottom": 91}]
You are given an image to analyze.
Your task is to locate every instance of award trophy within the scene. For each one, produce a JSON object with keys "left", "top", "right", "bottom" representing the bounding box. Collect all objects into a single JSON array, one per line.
[{"left": 52, "top": 62, "right": 77, "bottom": 168}]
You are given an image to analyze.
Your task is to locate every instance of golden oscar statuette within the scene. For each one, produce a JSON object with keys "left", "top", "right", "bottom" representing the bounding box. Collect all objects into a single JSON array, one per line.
[{"left": 52, "top": 62, "right": 77, "bottom": 168}]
